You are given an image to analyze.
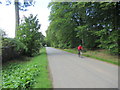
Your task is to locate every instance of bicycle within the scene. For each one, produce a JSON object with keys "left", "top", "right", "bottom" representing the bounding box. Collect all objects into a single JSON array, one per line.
[{"left": 78, "top": 50, "right": 82, "bottom": 57}]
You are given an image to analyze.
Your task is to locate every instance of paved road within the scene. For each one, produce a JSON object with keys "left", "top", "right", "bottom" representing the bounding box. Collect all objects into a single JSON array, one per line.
[{"left": 46, "top": 47, "right": 118, "bottom": 88}]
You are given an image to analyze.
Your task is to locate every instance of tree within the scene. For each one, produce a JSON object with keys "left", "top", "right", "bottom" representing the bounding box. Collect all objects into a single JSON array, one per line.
[
  {"left": 15, "top": 0, "right": 19, "bottom": 36},
  {"left": 14, "top": 0, "right": 35, "bottom": 36},
  {"left": 46, "top": 2, "right": 80, "bottom": 48},
  {"left": 17, "top": 14, "right": 43, "bottom": 56},
  {"left": 46, "top": 2, "right": 119, "bottom": 54}
]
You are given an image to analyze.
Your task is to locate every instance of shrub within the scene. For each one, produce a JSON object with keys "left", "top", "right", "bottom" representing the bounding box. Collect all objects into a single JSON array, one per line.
[
  {"left": 17, "top": 14, "right": 44, "bottom": 56},
  {"left": 2, "top": 38, "right": 27, "bottom": 51},
  {"left": 2, "top": 38, "right": 27, "bottom": 62}
]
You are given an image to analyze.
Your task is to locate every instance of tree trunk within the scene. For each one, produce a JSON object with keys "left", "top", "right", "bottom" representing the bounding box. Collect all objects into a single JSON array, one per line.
[{"left": 15, "top": 0, "right": 19, "bottom": 37}]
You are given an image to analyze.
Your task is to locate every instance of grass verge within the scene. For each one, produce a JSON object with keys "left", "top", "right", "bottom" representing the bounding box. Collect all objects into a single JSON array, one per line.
[
  {"left": 62, "top": 48, "right": 119, "bottom": 66},
  {"left": 33, "top": 48, "right": 52, "bottom": 88}
]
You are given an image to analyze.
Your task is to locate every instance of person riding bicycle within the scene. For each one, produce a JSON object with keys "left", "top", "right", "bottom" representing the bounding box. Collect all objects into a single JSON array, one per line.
[{"left": 77, "top": 45, "right": 83, "bottom": 57}]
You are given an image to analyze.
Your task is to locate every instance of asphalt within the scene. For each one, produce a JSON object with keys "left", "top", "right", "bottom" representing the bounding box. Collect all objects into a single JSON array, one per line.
[{"left": 46, "top": 47, "right": 118, "bottom": 88}]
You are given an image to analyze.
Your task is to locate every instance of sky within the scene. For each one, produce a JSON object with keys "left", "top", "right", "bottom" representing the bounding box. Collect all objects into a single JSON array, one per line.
[{"left": 0, "top": 0, "right": 51, "bottom": 38}]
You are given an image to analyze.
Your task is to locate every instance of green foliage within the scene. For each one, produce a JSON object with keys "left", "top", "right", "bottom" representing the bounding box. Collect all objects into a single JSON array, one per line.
[
  {"left": 2, "top": 63, "right": 40, "bottom": 88},
  {"left": 0, "top": 29, "right": 6, "bottom": 51},
  {"left": 17, "top": 14, "right": 44, "bottom": 56},
  {"left": 2, "top": 37, "right": 27, "bottom": 61},
  {"left": 2, "top": 38, "right": 27, "bottom": 52},
  {"left": 0, "top": 29, "right": 6, "bottom": 38},
  {"left": 2, "top": 48, "right": 52, "bottom": 88},
  {"left": 46, "top": 2, "right": 119, "bottom": 55},
  {"left": 46, "top": 2, "right": 79, "bottom": 48},
  {"left": 1, "top": 30, "right": 26, "bottom": 62}
]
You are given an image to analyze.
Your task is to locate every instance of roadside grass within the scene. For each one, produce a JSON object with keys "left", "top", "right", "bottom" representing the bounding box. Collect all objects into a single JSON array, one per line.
[
  {"left": 33, "top": 48, "right": 52, "bottom": 88},
  {"left": 62, "top": 48, "right": 119, "bottom": 66},
  {"left": 2, "top": 48, "right": 52, "bottom": 88}
]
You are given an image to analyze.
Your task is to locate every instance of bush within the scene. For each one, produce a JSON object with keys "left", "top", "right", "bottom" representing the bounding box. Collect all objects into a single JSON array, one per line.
[
  {"left": 2, "top": 38, "right": 27, "bottom": 51},
  {"left": 2, "top": 38, "right": 27, "bottom": 62},
  {"left": 17, "top": 14, "right": 44, "bottom": 56}
]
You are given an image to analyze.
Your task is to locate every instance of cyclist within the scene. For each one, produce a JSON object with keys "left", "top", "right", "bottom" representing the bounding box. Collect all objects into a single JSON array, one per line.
[{"left": 77, "top": 45, "right": 83, "bottom": 57}]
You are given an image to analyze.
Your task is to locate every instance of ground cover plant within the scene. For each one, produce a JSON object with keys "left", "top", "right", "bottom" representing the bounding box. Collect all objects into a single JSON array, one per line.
[
  {"left": 2, "top": 63, "right": 40, "bottom": 88},
  {"left": 2, "top": 48, "right": 52, "bottom": 89}
]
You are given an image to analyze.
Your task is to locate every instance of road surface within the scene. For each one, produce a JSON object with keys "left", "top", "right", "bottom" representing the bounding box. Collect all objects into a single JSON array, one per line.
[{"left": 46, "top": 47, "right": 118, "bottom": 88}]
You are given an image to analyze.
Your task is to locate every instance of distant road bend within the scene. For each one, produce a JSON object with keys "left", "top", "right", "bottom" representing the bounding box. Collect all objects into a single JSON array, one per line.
[{"left": 46, "top": 47, "right": 118, "bottom": 88}]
